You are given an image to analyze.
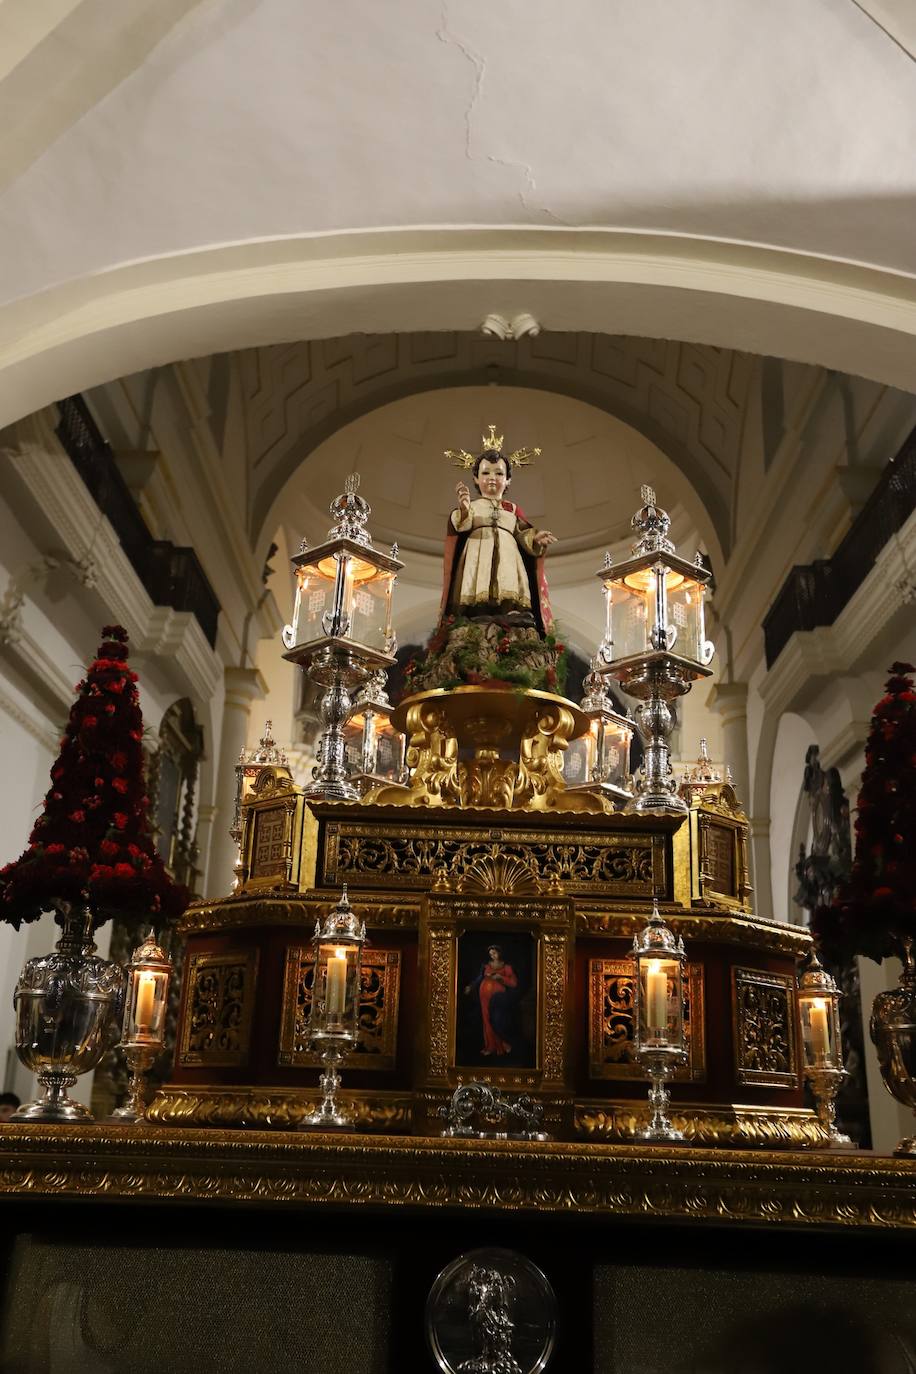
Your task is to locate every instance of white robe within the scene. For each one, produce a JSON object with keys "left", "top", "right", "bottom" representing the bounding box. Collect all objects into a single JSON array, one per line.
[{"left": 450, "top": 498, "right": 537, "bottom": 611}]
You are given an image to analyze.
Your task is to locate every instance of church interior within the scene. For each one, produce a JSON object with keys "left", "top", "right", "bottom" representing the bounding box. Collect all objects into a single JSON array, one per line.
[{"left": 1, "top": 3, "right": 916, "bottom": 1371}]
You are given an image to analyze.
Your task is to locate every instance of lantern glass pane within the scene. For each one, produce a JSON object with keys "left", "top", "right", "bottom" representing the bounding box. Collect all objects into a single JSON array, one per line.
[
  {"left": 562, "top": 735, "right": 592, "bottom": 786},
  {"left": 597, "top": 720, "right": 631, "bottom": 788},
  {"left": 348, "top": 570, "right": 394, "bottom": 653},
  {"left": 666, "top": 579, "right": 703, "bottom": 661},
  {"left": 374, "top": 721, "right": 405, "bottom": 782},
  {"left": 295, "top": 560, "right": 337, "bottom": 646},
  {"left": 124, "top": 967, "right": 170, "bottom": 1044},
  {"left": 799, "top": 993, "right": 838, "bottom": 1068},
  {"left": 608, "top": 580, "right": 653, "bottom": 659},
  {"left": 312, "top": 942, "right": 361, "bottom": 1040},
  {"left": 637, "top": 956, "right": 683, "bottom": 1046}
]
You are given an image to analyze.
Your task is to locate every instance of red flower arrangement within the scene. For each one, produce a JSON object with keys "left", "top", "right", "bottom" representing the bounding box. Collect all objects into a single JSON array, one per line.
[
  {"left": 0, "top": 625, "right": 188, "bottom": 931},
  {"left": 813, "top": 663, "right": 916, "bottom": 964}
]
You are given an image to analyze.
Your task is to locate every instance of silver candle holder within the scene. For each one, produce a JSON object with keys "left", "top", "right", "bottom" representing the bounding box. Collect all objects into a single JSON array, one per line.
[
  {"left": 633, "top": 899, "right": 688, "bottom": 1142},
  {"left": 299, "top": 887, "right": 366, "bottom": 1131},
  {"left": 282, "top": 476, "right": 403, "bottom": 802},
  {"left": 109, "top": 932, "right": 172, "bottom": 1124},
  {"left": 595, "top": 487, "right": 715, "bottom": 815},
  {"left": 798, "top": 951, "right": 852, "bottom": 1148}
]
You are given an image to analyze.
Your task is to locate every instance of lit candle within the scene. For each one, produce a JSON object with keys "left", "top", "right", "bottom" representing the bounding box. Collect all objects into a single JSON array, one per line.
[
  {"left": 646, "top": 960, "right": 668, "bottom": 1036},
  {"left": 808, "top": 998, "right": 831, "bottom": 1062},
  {"left": 325, "top": 948, "right": 348, "bottom": 1018},
  {"left": 135, "top": 972, "right": 157, "bottom": 1035}
]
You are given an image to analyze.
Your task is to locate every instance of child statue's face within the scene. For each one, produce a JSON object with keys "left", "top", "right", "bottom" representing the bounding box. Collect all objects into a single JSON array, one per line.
[{"left": 475, "top": 457, "right": 509, "bottom": 499}]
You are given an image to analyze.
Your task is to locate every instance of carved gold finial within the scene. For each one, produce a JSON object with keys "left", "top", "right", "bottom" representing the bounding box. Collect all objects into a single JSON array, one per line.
[
  {"left": 482, "top": 424, "right": 503, "bottom": 452},
  {"left": 640, "top": 484, "right": 656, "bottom": 507}
]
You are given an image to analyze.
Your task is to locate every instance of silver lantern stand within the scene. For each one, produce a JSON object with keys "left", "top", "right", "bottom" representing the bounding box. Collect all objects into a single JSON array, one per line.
[
  {"left": 282, "top": 475, "right": 402, "bottom": 802},
  {"left": 798, "top": 951, "right": 853, "bottom": 1148},
  {"left": 299, "top": 886, "right": 367, "bottom": 1131},
  {"left": 594, "top": 487, "right": 715, "bottom": 815},
  {"left": 108, "top": 932, "right": 173, "bottom": 1124},
  {"left": 633, "top": 900, "right": 688, "bottom": 1142}
]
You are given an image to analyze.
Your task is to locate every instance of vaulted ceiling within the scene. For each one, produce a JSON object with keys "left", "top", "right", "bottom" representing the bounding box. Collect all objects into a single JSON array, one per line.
[{"left": 243, "top": 331, "right": 754, "bottom": 557}]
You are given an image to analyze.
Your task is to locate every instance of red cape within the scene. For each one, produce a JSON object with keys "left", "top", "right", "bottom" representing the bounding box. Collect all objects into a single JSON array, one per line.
[{"left": 438, "top": 500, "right": 554, "bottom": 635}]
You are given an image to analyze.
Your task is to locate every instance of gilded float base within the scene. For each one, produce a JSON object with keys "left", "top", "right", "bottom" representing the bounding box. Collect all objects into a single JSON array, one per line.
[
  {"left": 148, "top": 1086, "right": 413, "bottom": 1133},
  {"left": 575, "top": 1101, "right": 833, "bottom": 1149},
  {"left": 149, "top": 1088, "right": 827, "bottom": 1149}
]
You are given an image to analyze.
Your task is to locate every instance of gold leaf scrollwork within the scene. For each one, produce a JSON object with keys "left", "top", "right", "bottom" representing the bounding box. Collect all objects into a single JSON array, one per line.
[
  {"left": 733, "top": 967, "right": 799, "bottom": 1089},
  {"left": 178, "top": 951, "right": 259, "bottom": 1067}
]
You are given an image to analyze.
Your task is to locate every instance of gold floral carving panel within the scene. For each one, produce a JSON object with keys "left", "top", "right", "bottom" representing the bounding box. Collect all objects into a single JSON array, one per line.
[
  {"left": 178, "top": 951, "right": 259, "bottom": 1067},
  {"left": 323, "top": 820, "right": 665, "bottom": 897},
  {"left": 588, "top": 959, "right": 705, "bottom": 1081},
  {"left": 732, "top": 967, "right": 799, "bottom": 1089},
  {"left": 278, "top": 947, "right": 401, "bottom": 1071}
]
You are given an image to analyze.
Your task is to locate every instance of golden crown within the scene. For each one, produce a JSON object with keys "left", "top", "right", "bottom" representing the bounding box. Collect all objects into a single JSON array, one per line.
[{"left": 444, "top": 425, "right": 541, "bottom": 470}]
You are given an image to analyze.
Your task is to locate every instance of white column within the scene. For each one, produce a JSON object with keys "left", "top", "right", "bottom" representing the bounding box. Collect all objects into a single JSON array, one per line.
[
  {"left": 207, "top": 667, "right": 266, "bottom": 898},
  {"left": 706, "top": 681, "right": 763, "bottom": 903}
]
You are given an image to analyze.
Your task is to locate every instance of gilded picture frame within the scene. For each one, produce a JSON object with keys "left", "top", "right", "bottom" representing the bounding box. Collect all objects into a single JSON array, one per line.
[
  {"left": 419, "top": 892, "right": 573, "bottom": 1093},
  {"left": 587, "top": 957, "right": 706, "bottom": 1081},
  {"left": 278, "top": 945, "right": 401, "bottom": 1071}
]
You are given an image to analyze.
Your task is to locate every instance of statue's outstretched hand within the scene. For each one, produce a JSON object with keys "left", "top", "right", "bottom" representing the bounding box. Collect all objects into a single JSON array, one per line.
[
  {"left": 455, "top": 481, "right": 472, "bottom": 518},
  {"left": 533, "top": 529, "right": 557, "bottom": 552}
]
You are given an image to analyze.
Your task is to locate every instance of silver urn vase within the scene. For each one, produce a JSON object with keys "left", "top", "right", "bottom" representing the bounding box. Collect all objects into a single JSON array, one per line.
[
  {"left": 869, "top": 937, "right": 916, "bottom": 1157},
  {"left": 11, "top": 906, "right": 126, "bottom": 1123}
]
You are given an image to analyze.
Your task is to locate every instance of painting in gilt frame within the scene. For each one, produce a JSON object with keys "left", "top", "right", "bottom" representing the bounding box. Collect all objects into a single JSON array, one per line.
[{"left": 420, "top": 892, "right": 572, "bottom": 1093}]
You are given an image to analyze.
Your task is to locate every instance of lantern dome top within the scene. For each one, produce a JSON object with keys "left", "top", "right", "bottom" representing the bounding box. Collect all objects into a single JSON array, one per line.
[
  {"left": 328, "top": 473, "right": 373, "bottom": 549},
  {"left": 798, "top": 950, "right": 840, "bottom": 996},
  {"left": 632, "top": 898, "right": 686, "bottom": 959},
  {"left": 631, "top": 485, "right": 675, "bottom": 557},
  {"left": 314, "top": 884, "right": 367, "bottom": 945}
]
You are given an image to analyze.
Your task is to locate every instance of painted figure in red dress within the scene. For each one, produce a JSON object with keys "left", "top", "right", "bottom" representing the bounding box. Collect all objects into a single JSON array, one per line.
[{"left": 464, "top": 945, "right": 519, "bottom": 1056}]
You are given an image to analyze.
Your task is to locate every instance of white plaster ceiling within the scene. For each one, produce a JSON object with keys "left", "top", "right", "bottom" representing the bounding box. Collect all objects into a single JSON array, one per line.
[{"left": 0, "top": 0, "right": 915, "bottom": 315}]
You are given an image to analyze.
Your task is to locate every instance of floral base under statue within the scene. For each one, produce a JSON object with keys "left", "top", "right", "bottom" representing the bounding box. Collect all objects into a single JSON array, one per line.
[
  {"left": 405, "top": 620, "right": 567, "bottom": 697},
  {"left": 12, "top": 907, "right": 125, "bottom": 1124},
  {"left": 870, "top": 941, "right": 916, "bottom": 1156}
]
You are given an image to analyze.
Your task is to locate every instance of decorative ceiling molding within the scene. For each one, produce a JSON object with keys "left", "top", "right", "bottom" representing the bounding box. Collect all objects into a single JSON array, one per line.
[{"left": 243, "top": 331, "right": 753, "bottom": 557}]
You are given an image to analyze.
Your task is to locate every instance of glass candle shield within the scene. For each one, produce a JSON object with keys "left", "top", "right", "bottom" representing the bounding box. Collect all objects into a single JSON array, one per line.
[
  {"left": 286, "top": 551, "right": 396, "bottom": 656},
  {"left": 636, "top": 956, "right": 684, "bottom": 1047},
  {"left": 599, "top": 557, "right": 711, "bottom": 665},
  {"left": 122, "top": 936, "right": 172, "bottom": 1048},
  {"left": 311, "top": 942, "right": 361, "bottom": 1041},
  {"left": 799, "top": 990, "right": 841, "bottom": 1069}
]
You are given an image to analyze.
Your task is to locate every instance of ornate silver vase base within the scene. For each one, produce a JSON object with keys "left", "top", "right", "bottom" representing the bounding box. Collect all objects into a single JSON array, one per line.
[
  {"left": 11, "top": 907, "right": 125, "bottom": 1125},
  {"left": 11, "top": 1084, "right": 92, "bottom": 1124}
]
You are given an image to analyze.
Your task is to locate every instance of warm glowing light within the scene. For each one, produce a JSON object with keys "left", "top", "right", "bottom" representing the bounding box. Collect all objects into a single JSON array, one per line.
[
  {"left": 315, "top": 555, "right": 382, "bottom": 584},
  {"left": 622, "top": 567, "right": 686, "bottom": 592}
]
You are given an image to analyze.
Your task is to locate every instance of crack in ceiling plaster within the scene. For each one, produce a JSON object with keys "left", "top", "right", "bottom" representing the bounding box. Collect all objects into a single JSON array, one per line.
[{"left": 436, "top": 1, "right": 568, "bottom": 224}]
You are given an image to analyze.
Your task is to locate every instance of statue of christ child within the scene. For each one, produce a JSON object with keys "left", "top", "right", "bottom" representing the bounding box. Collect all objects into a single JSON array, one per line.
[{"left": 440, "top": 430, "right": 557, "bottom": 633}]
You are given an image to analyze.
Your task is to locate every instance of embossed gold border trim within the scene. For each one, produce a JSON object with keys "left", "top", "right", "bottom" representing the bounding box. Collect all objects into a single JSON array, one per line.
[
  {"left": 278, "top": 946, "right": 401, "bottom": 1070},
  {"left": 178, "top": 949, "right": 260, "bottom": 1068},
  {"left": 323, "top": 817, "right": 667, "bottom": 897},
  {"left": 574, "top": 1100, "right": 828, "bottom": 1148},
  {"left": 2, "top": 1125, "right": 915, "bottom": 1230},
  {"left": 732, "top": 966, "right": 799, "bottom": 1089},
  {"left": 421, "top": 894, "right": 572, "bottom": 1093},
  {"left": 588, "top": 959, "right": 705, "bottom": 1081}
]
